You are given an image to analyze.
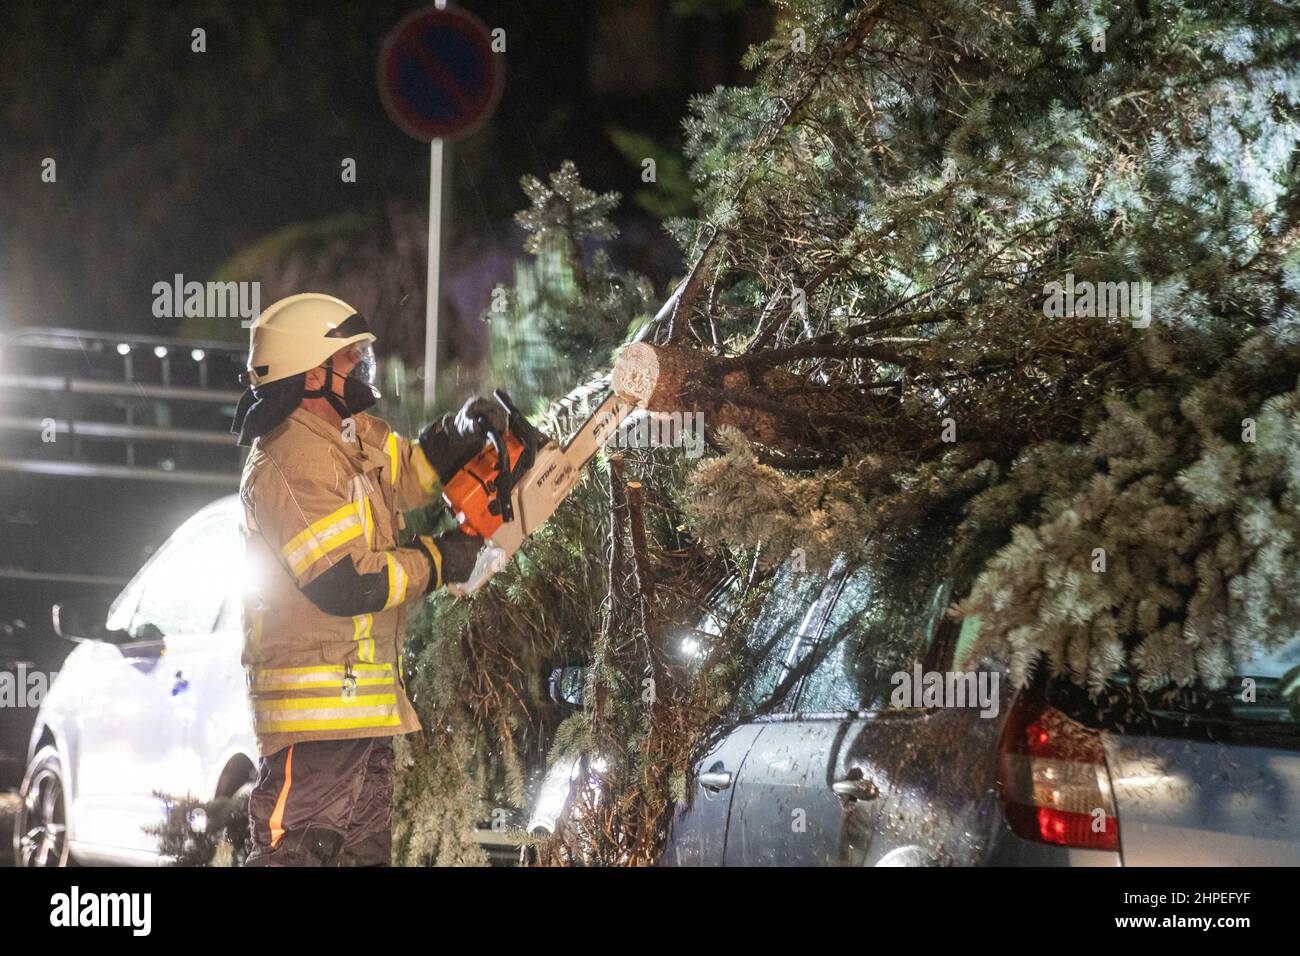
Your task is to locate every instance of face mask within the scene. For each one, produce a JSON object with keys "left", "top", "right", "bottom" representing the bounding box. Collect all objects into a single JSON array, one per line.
[{"left": 304, "top": 343, "right": 380, "bottom": 419}]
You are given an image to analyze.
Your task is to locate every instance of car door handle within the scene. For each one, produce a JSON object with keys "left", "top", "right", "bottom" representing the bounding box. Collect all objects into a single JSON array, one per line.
[
  {"left": 832, "top": 776, "right": 879, "bottom": 801},
  {"left": 698, "top": 771, "right": 733, "bottom": 792}
]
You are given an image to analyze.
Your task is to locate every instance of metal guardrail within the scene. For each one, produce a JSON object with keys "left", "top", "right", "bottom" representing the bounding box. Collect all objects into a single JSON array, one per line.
[
  {"left": 0, "top": 567, "right": 130, "bottom": 587},
  {"left": 0, "top": 326, "right": 245, "bottom": 486},
  {"left": 0, "top": 374, "right": 242, "bottom": 404},
  {"left": 0, "top": 459, "right": 239, "bottom": 485},
  {"left": 0, "top": 416, "right": 236, "bottom": 446}
]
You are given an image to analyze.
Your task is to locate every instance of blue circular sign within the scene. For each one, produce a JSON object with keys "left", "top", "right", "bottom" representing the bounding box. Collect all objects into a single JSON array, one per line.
[{"left": 378, "top": 7, "right": 503, "bottom": 142}]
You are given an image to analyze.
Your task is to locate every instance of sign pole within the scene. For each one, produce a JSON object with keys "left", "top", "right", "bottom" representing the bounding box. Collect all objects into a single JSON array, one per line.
[
  {"left": 424, "top": 136, "right": 443, "bottom": 409},
  {"left": 423, "top": 0, "right": 448, "bottom": 409},
  {"left": 378, "top": 1, "right": 501, "bottom": 411}
]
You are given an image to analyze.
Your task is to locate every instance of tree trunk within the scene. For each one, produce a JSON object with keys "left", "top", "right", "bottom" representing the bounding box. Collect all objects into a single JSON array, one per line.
[
  {"left": 611, "top": 341, "right": 871, "bottom": 457},
  {"left": 610, "top": 342, "right": 707, "bottom": 411}
]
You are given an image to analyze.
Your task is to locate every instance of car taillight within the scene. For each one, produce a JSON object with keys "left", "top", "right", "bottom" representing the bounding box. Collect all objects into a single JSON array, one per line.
[{"left": 997, "top": 689, "right": 1120, "bottom": 852}]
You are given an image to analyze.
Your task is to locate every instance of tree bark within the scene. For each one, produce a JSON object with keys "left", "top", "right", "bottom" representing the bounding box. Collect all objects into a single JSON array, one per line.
[
  {"left": 611, "top": 341, "right": 875, "bottom": 457},
  {"left": 610, "top": 341, "right": 708, "bottom": 410},
  {"left": 625, "top": 481, "right": 656, "bottom": 606}
]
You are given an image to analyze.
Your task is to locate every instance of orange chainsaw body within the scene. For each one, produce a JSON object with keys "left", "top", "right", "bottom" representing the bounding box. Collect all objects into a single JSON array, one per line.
[{"left": 442, "top": 431, "right": 528, "bottom": 539}]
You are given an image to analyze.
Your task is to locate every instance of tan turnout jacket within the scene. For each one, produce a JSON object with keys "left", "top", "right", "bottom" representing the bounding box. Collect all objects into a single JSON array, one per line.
[{"left": 239, "top": 408, "right": 445, "bottom": 756}]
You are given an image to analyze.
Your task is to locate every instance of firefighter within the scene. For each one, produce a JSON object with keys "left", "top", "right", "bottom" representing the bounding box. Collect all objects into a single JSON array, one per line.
[{"left": 230, "top": 292, "right": 503, "bottom": 866}]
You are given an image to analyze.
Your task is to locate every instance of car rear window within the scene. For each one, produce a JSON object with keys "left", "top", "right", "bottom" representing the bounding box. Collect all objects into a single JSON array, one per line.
[
  {"left": 1143, "top": 640, "right": 1300, "bottom": 727},
  {"left": 1046, "top": 638, "right": 1300, "bottom": 740}
]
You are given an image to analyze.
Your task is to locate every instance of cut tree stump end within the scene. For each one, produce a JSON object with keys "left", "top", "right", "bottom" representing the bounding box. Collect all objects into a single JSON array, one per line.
[{"left": 611, "top": 342, "right": 704, "bottom": 412}]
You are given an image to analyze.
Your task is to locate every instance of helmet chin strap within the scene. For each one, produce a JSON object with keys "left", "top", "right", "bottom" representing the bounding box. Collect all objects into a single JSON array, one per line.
[{"left": 302, "top": 359, "right": 354, "bottom": 420}]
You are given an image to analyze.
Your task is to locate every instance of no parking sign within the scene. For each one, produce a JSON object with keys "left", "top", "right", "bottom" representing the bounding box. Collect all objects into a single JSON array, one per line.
[
  {"left": 378, "top": 5, "right": 503, "bottom": 143},
  {"left": 377, "top": 4, "right": 504, "bottom": 404}
]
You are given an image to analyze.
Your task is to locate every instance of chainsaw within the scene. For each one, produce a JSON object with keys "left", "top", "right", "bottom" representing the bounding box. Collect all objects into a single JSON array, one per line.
[{"left": 442, "top": 387, "right": 635, "bottom": 597}]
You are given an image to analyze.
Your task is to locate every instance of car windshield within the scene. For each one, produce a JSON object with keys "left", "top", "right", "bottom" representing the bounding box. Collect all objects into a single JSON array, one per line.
[{"left": 107, "top": 507, "right": 241, "bottom": 639}]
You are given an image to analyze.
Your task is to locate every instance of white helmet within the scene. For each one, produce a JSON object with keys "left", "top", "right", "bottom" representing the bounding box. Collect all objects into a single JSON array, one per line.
[{"left": 244, "top": 293, "right": 376, "bottom": 386}]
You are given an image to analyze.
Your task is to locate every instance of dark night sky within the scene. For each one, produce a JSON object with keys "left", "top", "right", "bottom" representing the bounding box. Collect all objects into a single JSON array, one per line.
[{"left": 0, "top": 0, "right": 767, "bottom": 343}]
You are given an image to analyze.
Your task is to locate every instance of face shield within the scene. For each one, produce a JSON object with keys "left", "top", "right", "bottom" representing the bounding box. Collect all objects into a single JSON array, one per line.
[
  {"left": 301, "top": 339, "right": 381, "bottom": 420},
  {"left": 343, "top": 341, "right": 377, "bottom": 387},
  {"left": 337, "top": 340, "right": 380, "bottom": 416}
]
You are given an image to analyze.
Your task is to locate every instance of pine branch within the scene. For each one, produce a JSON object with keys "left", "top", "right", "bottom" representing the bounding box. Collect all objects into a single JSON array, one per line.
[
  {"left": 716, "top": 342, "right": 920, "bottom": 371},
  {"left": 661, "top": 3, "right": 886, "bottom": 348}
]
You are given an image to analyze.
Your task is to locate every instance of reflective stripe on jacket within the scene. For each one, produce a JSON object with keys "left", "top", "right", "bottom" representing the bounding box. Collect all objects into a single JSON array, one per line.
[{"left": 240, "top": 408, "right": 443, "bottom": 756}]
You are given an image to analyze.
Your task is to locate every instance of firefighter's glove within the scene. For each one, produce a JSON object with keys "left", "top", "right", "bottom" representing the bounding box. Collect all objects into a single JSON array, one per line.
[
  {"left": 417, "top": 395, "right": 508, "bottom": 485},
  {"left": 416, "top": 530, "right": 484, "bottom": 590},
  {"left": 454, "top": 396, "right": 509, "bottom": 439}
]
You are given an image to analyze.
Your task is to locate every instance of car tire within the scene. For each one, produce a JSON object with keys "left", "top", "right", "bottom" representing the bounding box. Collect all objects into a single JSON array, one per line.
[{"left": 13, "top": 745, "right": 72, "bottom": 868}]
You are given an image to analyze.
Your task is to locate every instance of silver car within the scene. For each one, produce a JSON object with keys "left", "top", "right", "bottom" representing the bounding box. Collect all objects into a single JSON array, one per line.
[
  {"left": 14, "top": 496, "right": 257, "bottom": 866},
  {"left": 529, "top": 527, "right": 1300, "bottom": 866}
]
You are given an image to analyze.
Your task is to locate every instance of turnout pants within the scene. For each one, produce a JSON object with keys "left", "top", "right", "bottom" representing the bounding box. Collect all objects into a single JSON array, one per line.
[{"left": 245, "top": 737, "right": 396, "bottom": 867}]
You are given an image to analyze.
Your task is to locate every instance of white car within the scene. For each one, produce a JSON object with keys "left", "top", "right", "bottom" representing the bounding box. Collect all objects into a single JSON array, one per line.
[{"left": 14, "top": 495, "right": 257, "bottom": 866}]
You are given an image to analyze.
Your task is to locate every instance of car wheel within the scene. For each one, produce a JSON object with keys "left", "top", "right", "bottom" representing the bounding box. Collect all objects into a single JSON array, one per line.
[{"left": 14, "top": 745, "right": 72, "bottom": 868}]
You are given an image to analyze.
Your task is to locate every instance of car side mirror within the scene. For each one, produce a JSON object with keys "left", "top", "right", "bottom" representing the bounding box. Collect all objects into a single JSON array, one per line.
[
  {"left": 51, "top": 601, "right": 129, "bottom": 645},
  {"left": 548, "top": 665, "right": 587, "bottom": 709}
]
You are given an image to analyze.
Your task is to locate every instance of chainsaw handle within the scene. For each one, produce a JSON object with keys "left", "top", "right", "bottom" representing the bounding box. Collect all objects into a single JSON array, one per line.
[
  {"left": 472, "top": 412, "right": 514, "bottom": 524},
  {"left": 491, "top": 387, "right": 522, "bottom": 419},
  {"left": 493, "top": 388, "right": 547, "bottom": 470},
  {"left": 456, "top": 389, "right": 538, "bottom": 535}
]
